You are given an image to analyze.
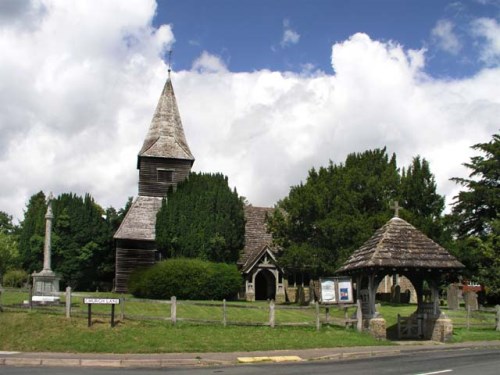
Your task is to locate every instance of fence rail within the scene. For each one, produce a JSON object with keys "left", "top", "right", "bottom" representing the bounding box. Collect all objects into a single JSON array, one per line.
[{"left": 1, "top": 287, "right": 498, "bottom": 331}]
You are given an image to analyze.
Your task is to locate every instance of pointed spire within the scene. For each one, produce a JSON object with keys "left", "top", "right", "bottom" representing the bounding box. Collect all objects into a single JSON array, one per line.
[{"left": 138, "top": 76, "right": 195, "bottom": 162}]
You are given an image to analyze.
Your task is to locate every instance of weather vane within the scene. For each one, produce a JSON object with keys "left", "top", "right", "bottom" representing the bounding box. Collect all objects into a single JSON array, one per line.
[{"left": 168, "top": 50, "right": 173, "bottom": 78}]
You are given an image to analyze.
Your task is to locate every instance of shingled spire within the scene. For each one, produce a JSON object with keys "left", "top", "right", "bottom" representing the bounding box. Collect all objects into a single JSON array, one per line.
[
  {"left": 137, "top": 76, "right": 195, "bottom": 198},
  {"left": 138, "top": 78, "right": 194, "bottom": 161}
]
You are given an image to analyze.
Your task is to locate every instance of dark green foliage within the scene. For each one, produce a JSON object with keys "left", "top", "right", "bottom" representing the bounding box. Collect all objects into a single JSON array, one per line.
[
  {"left": 2, "top": 269, "right": 29, "bottom": 288},
  {"left": 451, "top": 134, "right": 499, "bottom": 238},
  {"left": 17, "top": 192, "right": 131, "bottom": 291},
  {"left": 156, "top": 172, "right": 245, "bottom": 263},
  {"left": 128, "top": 258, "right": 242, "bottom": 300},
  {"left": 0, "top": 211, "right": 20, "bottom": 276},
  {"left": 270, "top": 148, "right": 446, "bottom": 277},
  {"left": 449, "top": 134, "right": 500, "bottom": 304},
  {"left": 18, "top": 191, "right": 47, "bottom": 273},
  {"left": 0, "top": 211, "right": 15, "bottom": 234},
  {"left": 399, "top": 156, "right": 447, "bottom": 243}
]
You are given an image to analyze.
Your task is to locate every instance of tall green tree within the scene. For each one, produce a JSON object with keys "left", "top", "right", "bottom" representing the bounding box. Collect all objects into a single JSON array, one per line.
[
  {"left": 18, "top": 191, "right": 47, "bottom": 273},
  {"left": 451, "top": 134, "right": 499, "bottom": 237},
  {"left": 449, "top": 133, "right": 500, "bottom": 303},
  {"left": 156, "top": 172, "right": 245, "bottom": 263},
  {"left": 270, "top": 148, "right": 446, "bottom": 278},
  {"left": 269, "top": 148, "right": 400, "bottom": 276},
  {"left": 399, "top": 156, "right": 446, "bottom": 242}
]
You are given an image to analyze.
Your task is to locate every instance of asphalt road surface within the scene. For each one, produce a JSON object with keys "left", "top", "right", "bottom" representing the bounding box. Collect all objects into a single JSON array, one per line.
[{"left": 1, "top": 348, "right": 499, "bottom": 375}]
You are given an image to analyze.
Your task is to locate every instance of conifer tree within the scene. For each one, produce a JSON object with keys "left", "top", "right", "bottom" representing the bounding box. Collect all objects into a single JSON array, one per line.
[{"left": 156, "top": 172, "right": 245, "bottom": 263}]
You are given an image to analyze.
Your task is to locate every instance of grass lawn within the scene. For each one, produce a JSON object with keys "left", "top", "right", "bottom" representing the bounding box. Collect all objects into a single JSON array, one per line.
[
  {"left": 0, "top": 311, "right": 389, "bottom": 353},
  {"left": 1, "top": 289, "right": 499, "bottom": 353}
]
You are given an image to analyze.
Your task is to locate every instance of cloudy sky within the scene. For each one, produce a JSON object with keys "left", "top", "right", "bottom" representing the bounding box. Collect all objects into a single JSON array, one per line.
[{"left": 1, "top": 0, "right": 499, "bottom": 222}]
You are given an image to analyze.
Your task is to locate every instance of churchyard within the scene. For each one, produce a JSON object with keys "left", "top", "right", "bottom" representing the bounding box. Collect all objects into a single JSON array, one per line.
[{"left": 1, "top": 287, "right": 499, "bottom": 353}]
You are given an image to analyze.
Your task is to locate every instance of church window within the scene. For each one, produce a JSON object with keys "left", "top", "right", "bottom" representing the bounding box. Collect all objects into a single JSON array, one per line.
[{"left": 157, "top": 168, "right": 174, "bottom": 183}]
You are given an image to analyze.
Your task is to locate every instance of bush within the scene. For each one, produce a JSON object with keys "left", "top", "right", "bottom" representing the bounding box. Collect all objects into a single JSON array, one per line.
[
  {"left": 128, "top": 258, "right": 242, "bottom": 300},
  {"left": 2, "top": 269, "right": 29, "bottom": 288}
]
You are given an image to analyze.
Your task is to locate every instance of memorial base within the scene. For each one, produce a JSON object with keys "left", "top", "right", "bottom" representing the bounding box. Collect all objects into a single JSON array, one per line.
[{"left": 31, "top": 270, "right": 60, "bottom": 304}]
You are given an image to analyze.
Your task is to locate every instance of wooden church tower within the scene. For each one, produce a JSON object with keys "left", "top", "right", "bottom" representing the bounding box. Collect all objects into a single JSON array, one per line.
[{"left": 114, "top": 73, "right": 194, "bottom": 292}]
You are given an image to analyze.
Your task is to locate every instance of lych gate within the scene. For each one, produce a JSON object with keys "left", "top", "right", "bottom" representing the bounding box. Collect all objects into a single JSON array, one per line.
[{"left": 337, "top": 214, "right": 464, "bottom": 342}]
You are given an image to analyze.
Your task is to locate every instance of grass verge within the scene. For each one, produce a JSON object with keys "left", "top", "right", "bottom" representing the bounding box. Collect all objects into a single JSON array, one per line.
[{"left": 0, "top": 311, "right": 389, "bottom": 353}]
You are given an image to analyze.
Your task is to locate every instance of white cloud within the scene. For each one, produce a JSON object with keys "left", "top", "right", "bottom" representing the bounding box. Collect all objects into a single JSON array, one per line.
[
  {"left": 471, "top": 17, "right": 500, "bottom": 65},
  {"left": 191, "top": 51, "right": 228, "bottom": 73},
  {"left": 431, "top": 19, "right": 462, "bottom": 54},
  {"left": 0, "top": 4, "right": 498, "bottom": 223},
  {"left": 280, "top": 18, "right": 300, "bottom": 47}
]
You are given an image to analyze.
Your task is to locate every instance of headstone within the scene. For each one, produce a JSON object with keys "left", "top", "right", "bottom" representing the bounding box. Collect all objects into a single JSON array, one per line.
[
  {"left": 391, "top": 285, "right": 401, "bottom": 303},
  {"left": 447, "top": 284, "right": 460, "bottom": 310},
  {"left": 464, "top": 291, "right": 478, "bottom": 311}
]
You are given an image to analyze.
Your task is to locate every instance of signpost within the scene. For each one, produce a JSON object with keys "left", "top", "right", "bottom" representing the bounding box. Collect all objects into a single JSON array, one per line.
[{"left": 83, "top": 298, "right": 120, "bottom": 327}]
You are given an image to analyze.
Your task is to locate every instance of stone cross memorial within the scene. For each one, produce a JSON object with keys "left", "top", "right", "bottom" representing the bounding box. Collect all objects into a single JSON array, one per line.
[{"left": 31, "top": 192, "right": 60, "bottom": 303}]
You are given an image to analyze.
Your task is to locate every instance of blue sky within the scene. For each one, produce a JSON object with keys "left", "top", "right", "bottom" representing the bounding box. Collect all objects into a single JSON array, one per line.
[
  {"left": 0, "top": 0, "right": 498, "bottom": 220},
  {"left": 154, "top": 0, "right": 498, "bottom": 78}
]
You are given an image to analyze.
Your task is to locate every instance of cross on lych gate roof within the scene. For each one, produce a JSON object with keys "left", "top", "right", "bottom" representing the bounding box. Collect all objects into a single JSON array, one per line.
[{"left": 391, "top": 200, "right": 401, "bottom": 217}]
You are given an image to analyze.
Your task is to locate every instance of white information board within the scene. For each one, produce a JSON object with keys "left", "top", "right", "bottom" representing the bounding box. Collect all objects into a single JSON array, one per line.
[{"left": 319, "top": 277, "right": 354, "bottom": 304}]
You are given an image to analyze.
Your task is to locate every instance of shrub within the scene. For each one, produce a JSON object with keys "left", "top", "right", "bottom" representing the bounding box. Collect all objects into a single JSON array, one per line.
[
  {"left": 128, "top": 258, "right": 242, "bottom": 300},
  {"left": 2, "top": 269, "right": 29, "bottom": 288}
]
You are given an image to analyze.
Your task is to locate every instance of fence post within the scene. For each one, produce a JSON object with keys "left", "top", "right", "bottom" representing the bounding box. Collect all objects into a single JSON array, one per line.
[
  {"left": 495, "top": 305, "right": 500, "bottom": 331},
  {"left": 356, "top": 299, "right": 362, "bottom": 332},
  {"left": 269, "top": 300, "right": 275, "bottom": 328},
  {"left": 316, "top": 301, "right": 321, "bottom": 331},
  {"left": 29, "top": 284, "right": 33, "bottom": 310},
  {"left": 120, "top": 297, "right": 125, "bottom": 320},
  {"left": 222, "top": 299, "right": 227, "bottom": 327},
  {"left": 171, "top": 296, "right": 177, "bottom": 325},
  {"left": 65, "top": 286, "right": 71, "bottom": 318},
  {"left": 325, "top": 307, "right": 330, "bottom": 324},
  {"left": 466, "top": 305, "right": 471, "bottom": 330}
]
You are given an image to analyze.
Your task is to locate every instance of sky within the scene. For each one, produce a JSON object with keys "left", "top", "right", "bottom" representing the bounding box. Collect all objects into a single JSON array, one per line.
[{"left": 0, "top": 0, "right": 499, "bottom": 222}]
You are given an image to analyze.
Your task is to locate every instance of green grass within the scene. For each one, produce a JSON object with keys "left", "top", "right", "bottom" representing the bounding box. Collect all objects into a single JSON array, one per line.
[
  {"left": 1, "top": 289, "right": 499, "bottom": 353},
  {"left": 0, "top": 311, "right": 388, "bottom": 353}
]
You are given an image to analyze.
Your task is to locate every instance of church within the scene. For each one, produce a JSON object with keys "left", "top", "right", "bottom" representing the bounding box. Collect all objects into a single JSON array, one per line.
[{"left": 114, "top": 73, "right": 285, "bottom": 301}]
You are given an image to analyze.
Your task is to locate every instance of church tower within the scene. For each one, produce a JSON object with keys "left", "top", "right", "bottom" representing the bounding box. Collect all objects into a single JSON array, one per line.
[{"left": 114, "top": 74, "right": 194, "bottom": 293}]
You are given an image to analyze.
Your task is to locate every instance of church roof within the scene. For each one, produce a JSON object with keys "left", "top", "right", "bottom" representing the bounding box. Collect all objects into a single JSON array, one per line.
[
  {"left": 337, "top": 217, "right": 464, "bottom": 273},
  {"left": 114, "top": 196, "right": 163, "bottom": 241},
  {"left": 138, "top": 78, "right": 195, "bottom": 162},
  {"left": 238, "top": 206, "right": 279, "bottom": 272}
]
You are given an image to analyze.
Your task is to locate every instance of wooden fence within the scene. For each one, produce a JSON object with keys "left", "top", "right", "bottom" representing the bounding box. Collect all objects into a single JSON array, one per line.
[{"left": 0, "top": 287, "right": 359, "bottom": 330}]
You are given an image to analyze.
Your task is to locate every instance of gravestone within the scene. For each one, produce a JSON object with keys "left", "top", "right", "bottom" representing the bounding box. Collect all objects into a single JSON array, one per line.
[
  {"left": 391, "top": 284, "right": 401, "bottom": 303},
  {"left": 464, "top": 291, "right": 478, "bottom": 311},
  {"left": 447, "top": 284, "right": 460, "bottom": 310}
]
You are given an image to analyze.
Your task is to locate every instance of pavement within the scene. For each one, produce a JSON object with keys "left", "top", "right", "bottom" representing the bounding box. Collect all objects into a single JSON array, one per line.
[{"left": 1, "top": 341, "right": 499, "bottom": 368}]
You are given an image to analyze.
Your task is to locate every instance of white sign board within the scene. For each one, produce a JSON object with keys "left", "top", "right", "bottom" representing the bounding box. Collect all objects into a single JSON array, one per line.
[
  {"left": 320, "top": 279, "right": 336, "bottom": 303},
  {"left": 83, "top": 298, "right": 120, "bottom": 304},
  {"left": 319, "top": 277, "right": 354, "bottom": 304}
]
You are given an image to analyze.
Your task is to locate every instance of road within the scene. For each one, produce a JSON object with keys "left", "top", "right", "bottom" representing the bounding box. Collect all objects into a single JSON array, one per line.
[{"left": 0, "top": 348, "right": 499, "bottom": 374}]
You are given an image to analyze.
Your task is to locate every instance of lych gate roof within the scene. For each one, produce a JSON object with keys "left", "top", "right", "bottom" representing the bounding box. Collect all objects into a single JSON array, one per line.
[
  {"left": 139, "top": 78, "right": 194, "bottom": 161},
  {"left": 239, "top": 206, "right": 278, "bottom": 272},
  {"left": 338, "top": 217, "right": 464, "bottom": 273},
  {"left": 114, "top": 196, "right": 163, "bottom": 241}
]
